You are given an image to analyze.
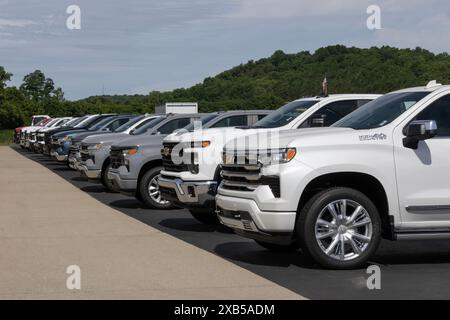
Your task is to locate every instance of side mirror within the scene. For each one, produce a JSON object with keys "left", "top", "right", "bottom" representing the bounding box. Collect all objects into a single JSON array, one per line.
[
  {"left": 310, "top": 114, "right": 326, "bottom": 127},
  {"left": 129, "top": 129, "right": 135, "bottom": 135},
  {"left": 403, "top": 120, "right": 437, "bottom": 149}
]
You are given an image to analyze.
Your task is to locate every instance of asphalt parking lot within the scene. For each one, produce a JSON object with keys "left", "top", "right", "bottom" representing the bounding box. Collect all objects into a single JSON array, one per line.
[{"left": 13, "top": 145, "right": 450, "bottom": 299}]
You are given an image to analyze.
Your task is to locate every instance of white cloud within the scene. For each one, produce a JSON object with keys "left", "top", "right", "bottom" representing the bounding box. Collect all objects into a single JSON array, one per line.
[
  {"left": 372, "top": 12, "right": 450, "bottom": 53},
  {"left": 229, "top": 0, "right": 363, "bottom": 19},
  {"left": 0, "top": 18, "right": 35, "bottom": 28}
]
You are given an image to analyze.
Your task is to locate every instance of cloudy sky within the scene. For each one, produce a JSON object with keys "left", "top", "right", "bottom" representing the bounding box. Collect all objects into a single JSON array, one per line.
[{"left": 1, "top": 0, "right": 449, "bottom": 100}]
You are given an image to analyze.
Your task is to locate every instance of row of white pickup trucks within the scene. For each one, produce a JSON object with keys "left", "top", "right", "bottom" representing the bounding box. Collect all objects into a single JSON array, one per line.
[
  {"left": 19, "top": 80, "right": 450, "bottom": 269},
  {"left": 158, "top": 81, "right": 450, "bottom": 269}
]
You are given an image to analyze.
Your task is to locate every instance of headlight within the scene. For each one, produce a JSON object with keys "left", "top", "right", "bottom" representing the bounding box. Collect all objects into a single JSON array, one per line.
[
  {"left": 87, "top": 143, "right": 103, "bottom": 151},
  {"left": 122, "top": 146, "right": 139, "bottom": 156},
  {"left": 190, "top": 141, "right": 210, "bottom": 148},
  {"left": 257, "top": 148, "right": 297, "bottom": 166},
  {"left": 222, "top": 148, "right": 296, "bottom": 166}
]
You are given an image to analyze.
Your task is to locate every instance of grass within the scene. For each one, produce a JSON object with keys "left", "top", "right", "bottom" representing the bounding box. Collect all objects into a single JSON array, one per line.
[{"left": 0, "top": 130, "right": 14, "bottom": 145}]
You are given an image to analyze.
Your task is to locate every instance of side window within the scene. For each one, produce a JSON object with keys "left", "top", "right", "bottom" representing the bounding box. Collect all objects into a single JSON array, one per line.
[
  {"left": 134, "top": 118, "right": 153, "bottom": 130},
  {"left": 158, "top": 118, "right": 191, "bottom": 134},
  {"left": 210, "top": 115, "right": 248, "bottom": 128},
  {"left": 299, "top": 100, "right": 358, "bottom": 128},
  {"left": 413, "top": 95, "right": 450, "bottom": 137},
  {"left": 258, "top": 114, "right": 268, "bottom": 121}
]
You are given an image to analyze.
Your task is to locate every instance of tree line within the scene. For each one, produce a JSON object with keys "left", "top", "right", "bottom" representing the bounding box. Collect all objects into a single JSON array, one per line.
[{"left": 2, "top": 45, "right": 450, "bottom": 129}]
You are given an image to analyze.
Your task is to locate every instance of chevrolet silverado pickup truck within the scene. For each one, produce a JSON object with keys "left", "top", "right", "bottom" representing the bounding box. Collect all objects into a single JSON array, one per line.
[
  {"left": 108, "top": 113, "right": 219, "bottom": 209},
  {"left": 15, "top": 115, "right": 50, "bottom": 145},
  {"left": 34, "top": 117, "right": 74, "bottom": 153},
  {"left": 67, "top": 115, "right": 138, "bottom": 170},
  {"left": 21, "top": 118, "right": 55, "bottom": 150},
  {"left": 77, "top": 114, "right": 162, "bottom": 191},
  {"left": 43, "top": 115, "right": 92, "bottom": 156},
  {"left": 50, "top": 114, "right": 116, "bottom": 162},
  {"left": 216, "top": 81, "right": 450, "bottom": 269},
  {"left": 159, "top": 95, "right": 379, "bottom": 224}
]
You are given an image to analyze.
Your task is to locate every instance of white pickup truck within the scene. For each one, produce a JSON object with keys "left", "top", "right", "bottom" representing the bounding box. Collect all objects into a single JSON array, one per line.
[
  {"left": 159, "top": 94, "right": 380, "bottom": 224},
  {"left": 216, "top": 81, "right": 450, "bottom": 269}
]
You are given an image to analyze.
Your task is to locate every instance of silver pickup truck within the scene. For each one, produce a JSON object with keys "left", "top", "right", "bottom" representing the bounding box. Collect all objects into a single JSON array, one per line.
[
  {"left": 77, "top": 114, "right": 162, "bottom": 191},
  {"left": 108, "top": 113, "right": 212, "bottom": 209},
  {"left": 107, "top": 111, "right": 271, "bottom": 209}
]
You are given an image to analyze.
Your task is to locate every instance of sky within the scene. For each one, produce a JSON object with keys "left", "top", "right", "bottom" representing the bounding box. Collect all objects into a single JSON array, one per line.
[{"left": 1, "top": 0, "right": 449, "bottom": 100}]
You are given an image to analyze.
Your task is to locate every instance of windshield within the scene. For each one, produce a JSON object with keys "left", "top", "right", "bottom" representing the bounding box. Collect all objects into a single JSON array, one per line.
[
  {"left": 53, "top": 119, "right": 66, "bottom": 127},
  {"left": 333, "top": 92, "right": 430, "bottom": 130},
  {"left": 115, "top": 116, "right": 144, "bottom": 132},
  {"left": 184, "top": 114, "right": 219, "bottom": 131},
  {"left": 89, "top": 117, "right": 116, "bottom": 131},
  {"left": 252, "top": 100, "right": 317, "bottom": 128},
  {"left": 44, "top": 119, "right": 58, "bottom": 127},
  {"left": 32, "top": 117, "right": 47, "bottom": 125},
  {"left": 72, "top": 116, "right": 89, "bottom": 128},
  {"left": 82, "top": 116, "right": 105, "bottom": 129},
  {"left": 132, "top": 116, "right": 166, "bottom": 135},
  {"left": 63, "top": 118, "right": 79, "bottom": 127}
]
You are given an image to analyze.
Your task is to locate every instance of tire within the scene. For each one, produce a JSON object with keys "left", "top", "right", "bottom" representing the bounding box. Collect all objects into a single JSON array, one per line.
[
  {"left": 101, "top": 162, "right": 118, "bottom": 193},
  {"left": 255, "top": 240, "right": 299, "bottom": 252},
  {"left": 189, "top": 209, "right": 219, "bottom": 225},
  {"left": 297, "top": 187, "right": 381, "bottom": 270},
  {"left": 138, "top": 166, "right": 174, "bottom": 209}
]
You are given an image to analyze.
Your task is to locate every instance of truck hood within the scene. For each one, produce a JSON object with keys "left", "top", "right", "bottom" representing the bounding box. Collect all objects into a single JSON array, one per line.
[
  {"left": 224, "top": 127, "right": 357, "bottom": 151},
  {"left": 82, "top": 132, "right": 129, "bottom": 145},
  {"left": 164, "top": 127, "right": 270, "bottom": 145},
  {"left": 112, "top": 133, "right": 164, "bottom": 149},
  {"left": 53, "top": 129, "right": 87, "bottom": 139},
  {"left": 22, "top": 126, "right": 42, "bottom": 132},
  {"left": 71, "top": 130, "right": 111, "bottom": 142}
]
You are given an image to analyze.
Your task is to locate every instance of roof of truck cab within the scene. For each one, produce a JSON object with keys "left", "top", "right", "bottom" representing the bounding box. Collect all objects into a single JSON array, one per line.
[
  {"left": 293, "top": 94, "right": 381, "bottom": 102},
  {"left": 391, "top": 84, "right": 450, "bottom": 94},
  {"left": 164, "top": 113, "right": 212, "bottom": 118},
  {"left": 215, "top": 110, "right": 272, "bottom": 115}
]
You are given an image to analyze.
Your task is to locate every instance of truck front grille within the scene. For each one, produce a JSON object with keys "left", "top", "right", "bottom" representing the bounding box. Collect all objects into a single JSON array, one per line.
[
  {"left": 221, "top": 153, "right": 281, "bottom": 197},
  {"left": 110, "top": 147, "right": 125, "bottom": 169},
  {"left": 161, "top": 142, "right": 189, "bottom": 172},
  {"left": 80, "top": 145, "right": 94, "bottom": 163},
  {"left": 69, "top": 142, "right": 81, "bottom": 157}
]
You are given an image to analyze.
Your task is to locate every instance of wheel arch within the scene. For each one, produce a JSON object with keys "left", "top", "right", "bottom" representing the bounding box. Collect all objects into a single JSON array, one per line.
[
  {"left": 137, "top": 158, "right": 163, "bottom": 186},
  {"left": 297, "top": 171, "right": 393, "bottom": 240}
]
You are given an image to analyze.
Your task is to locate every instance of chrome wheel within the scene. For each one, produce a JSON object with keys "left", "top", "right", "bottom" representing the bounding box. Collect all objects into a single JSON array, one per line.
[
  {"left": 315, "top": 199, "right": 373, "bottom": 261},
  {"left": 148, "top": 175, "right": 168, "bottom": 205}
]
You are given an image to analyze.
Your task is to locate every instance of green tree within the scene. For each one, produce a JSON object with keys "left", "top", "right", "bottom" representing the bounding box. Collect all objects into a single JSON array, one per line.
[
  {"left": 19, "top": 70, "right": 64, "bottom": 102},
  {"left": 0, "top": 66, "right": 12, "bottom": 89}
]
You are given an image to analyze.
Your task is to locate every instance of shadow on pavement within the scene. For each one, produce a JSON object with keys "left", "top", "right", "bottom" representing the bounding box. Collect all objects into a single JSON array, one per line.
[
  {"left": 159, "top": 218, "right": 225, "bottom": 233},
  {"left": 214, "top": 241, "right": 318, "bottom": 268}
]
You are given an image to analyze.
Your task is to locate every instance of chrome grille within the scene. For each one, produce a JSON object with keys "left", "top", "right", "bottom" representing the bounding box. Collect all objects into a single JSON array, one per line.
[
  {"left": 161, "top": 142, "right": 189, "bottom": 172},
  {"left": 110, "top": 148, "right": 124, "bottom": 169},
  {"left": 69, "top": 142, "right": 81, "bottom": 158},
  {"left": 80, "top": 145, "right": 93, "bottom": 162},
  {"left": 221, "top": 152, "right": 280, "bottom": 197}
]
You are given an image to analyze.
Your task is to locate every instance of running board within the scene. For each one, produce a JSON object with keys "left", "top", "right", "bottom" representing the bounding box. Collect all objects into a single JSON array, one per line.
[{"left": 395, "top": 230, "right": 450, "bottom": 240}]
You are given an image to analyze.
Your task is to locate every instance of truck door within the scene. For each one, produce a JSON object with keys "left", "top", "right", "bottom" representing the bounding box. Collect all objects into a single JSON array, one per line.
[{"left": 393, "top": 94, "right": 450, "bottom": 228}]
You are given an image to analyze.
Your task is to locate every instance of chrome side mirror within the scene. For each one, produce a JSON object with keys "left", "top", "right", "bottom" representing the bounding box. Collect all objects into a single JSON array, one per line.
[{"left": 403, "top": 120, "right": 437, "bottom": 149}]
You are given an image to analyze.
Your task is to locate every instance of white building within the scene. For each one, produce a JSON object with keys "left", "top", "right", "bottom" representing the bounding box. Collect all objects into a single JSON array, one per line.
[{"left": 155, "top": 102, "right": 198, "bottom": 114}]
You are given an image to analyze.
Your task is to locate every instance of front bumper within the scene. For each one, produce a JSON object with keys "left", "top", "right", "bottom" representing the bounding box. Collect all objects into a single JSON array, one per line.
[
  {"left": 68, "top": 154, "right": 81, "bottom": 170},
  {"left": 215, "top": 194, "right": 296, "bottom": 245},
  {"left": 55, "top": 154, "right": 68, "bottom": 162},
  {"left": 108, "top": 171, "right": 137, "bottom": 195},
  {"left": 158, "top": 176, "right": 217, "bottom": 208},
  {"left": 79, "top": 164, "right": 101, "bottom": 179}
]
